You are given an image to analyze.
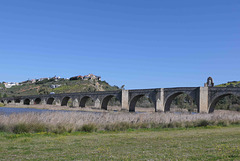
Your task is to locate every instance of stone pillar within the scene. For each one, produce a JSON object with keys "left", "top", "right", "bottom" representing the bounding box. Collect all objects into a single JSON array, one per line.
[
  {"left": 156, "top": 88, "right": 164, "bottom": 112},
  {"left": 94, "top": 98, "right": 101, "bottom": 109},
  {"left": 42, "top": 99, "right": 47, "bottom": 105},
  {"left": 199, "top": 87, "right": 209, "bottom": 113},
  {"left": 4, "top": 100, "right": 7, "bottom": 104},
  {"left": 121, "top": 89, "right": 129, "bottom": 111},
  {"left": 55, "top": 98, "right": 61, "bottom": 106},
  {"left": 20, "top": 100, "right": 24, "bottom": 105},
  {"left": 30, "top": 99, "right": 34, "bottom": 105},
  {"left": 73, "top": 98, "right": 79, "bottom": 108}
]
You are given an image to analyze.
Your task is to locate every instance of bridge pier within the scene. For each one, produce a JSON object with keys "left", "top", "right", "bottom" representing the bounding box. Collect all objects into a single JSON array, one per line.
[
  {"left": 55, "top": 98, "right": 61, "bottom": 106},
  {"left": 30, "top": 99, "right": 34, "bottom": 105},
  {"left": 73, "top": 98, "right": 79, "bottom": 108},
  {"left": 121, "top": 90, "right": 129, "bottom": 111},
  {"left": 156, "top": 88, "right": 164, "bottom": 112},
  {"left": 42, "top": 99, "right": 47, "bottom": 105},
  {"left": 94, "top": 98, "right": 101, "bottom": 109},
  {"left": 198, "top": 87, "right": 209, "bottom": 113}
]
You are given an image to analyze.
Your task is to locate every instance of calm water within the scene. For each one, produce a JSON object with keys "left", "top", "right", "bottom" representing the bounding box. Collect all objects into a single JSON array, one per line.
[
  {"left": 0, "top": 107, "right": 101, "bottom": 115},
  {"left": 0, "top": 107, "right": 196, "bottom": 115}
]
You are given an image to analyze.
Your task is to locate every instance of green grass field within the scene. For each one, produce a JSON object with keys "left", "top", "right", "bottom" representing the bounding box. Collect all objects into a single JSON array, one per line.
[{"left": 0, "top": 126, "right": 239, "bottom": 160}]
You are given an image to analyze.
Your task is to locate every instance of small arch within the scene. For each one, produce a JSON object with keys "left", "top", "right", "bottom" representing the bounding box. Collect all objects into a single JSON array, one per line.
[
  {"left": 61, "top": 96, "right": 73, "bottom": 107},
  {"left": 47, "top": 97, "right": 55, "bottom": 105},
  {"left": 34, "top": 98, "right": 41, "bottom": 104},
  {"left": 15, "top": 99, "right": 21, "bottom": 103},
  {"left": 7, "top": 100, "right": 12, "bottom": 104},
  {"left": 1, "top": 100, "right": 4, "bottom": 103},
  {"left": 24, "top": 99, "right": 30, "bottom": 105},
  {"left": 129, "top": 95, "right": 155, "bottom": 112},
  {"left": 79, "top": 96, "right": 94, "bottom": 108},
  {"left": 165, "top": 92, "right": 197, "bottom": 112},
  {"left": 209, "top": 93, "right": 240, "bottom": 113},
  {"left": 101, "top": 95, "right": 114, "bottom": 110}
]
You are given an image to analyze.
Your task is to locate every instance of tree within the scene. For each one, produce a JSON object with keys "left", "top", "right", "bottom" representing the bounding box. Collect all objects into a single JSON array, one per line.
[
  {"left": 3, "top": 93, "right": 7, "bottom": 98},
  {"left": 38, "top": 87, "right": 50, "bottom": 95}
]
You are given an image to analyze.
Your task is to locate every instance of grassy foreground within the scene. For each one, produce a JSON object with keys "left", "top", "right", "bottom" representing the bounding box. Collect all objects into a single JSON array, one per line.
[{"left": 0, "top": 126, "right": 239, "bottom": 160}]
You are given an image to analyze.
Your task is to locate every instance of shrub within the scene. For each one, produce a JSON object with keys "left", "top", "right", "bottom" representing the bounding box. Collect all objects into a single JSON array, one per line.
[
  {"left": 13, "top": 123, "right": 31, "bottom": 134},
  {"left": 81, "top": 124, "right": 97, "bottom": 132}
]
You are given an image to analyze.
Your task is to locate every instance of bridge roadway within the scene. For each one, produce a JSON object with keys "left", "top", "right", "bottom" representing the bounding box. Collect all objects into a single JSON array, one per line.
[{"left": 2, "top": 87, "right": 240, "bottom": 113}]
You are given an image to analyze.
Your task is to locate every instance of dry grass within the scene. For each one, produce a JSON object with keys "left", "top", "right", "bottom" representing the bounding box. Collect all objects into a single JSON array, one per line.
[{"left": 0, "top": 109, "right": 240, "bottom": 133}]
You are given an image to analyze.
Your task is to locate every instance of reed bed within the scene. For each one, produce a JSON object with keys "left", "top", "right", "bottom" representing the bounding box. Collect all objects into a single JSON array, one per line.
[{"left": 0, "top": 110, "right": 239, "bottom": 133}]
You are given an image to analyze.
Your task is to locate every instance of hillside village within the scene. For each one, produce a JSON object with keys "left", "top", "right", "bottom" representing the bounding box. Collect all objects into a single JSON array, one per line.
[
  {"left": 0, "top": 74, "right": 116, "bottom": 98},
  {"left": 3, "top": 74, "right": 101, "bottom": 89}
]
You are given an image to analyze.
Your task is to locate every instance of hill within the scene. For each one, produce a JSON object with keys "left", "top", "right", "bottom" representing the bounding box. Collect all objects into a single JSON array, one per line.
[
  {"left": 215, "top": 81, "right": 240, "bottom": 87},
  {"left": 0, "top": 77, "right": 119, "bottom": 98}
]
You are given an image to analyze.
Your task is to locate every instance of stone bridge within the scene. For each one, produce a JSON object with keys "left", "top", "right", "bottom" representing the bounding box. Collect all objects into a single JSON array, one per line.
[{"left": 1, "top": 87, "right": 240, "bottom": 113}]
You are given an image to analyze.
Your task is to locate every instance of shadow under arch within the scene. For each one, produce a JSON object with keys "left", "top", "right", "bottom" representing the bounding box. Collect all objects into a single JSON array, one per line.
[
  {"left": 7, "top": 100, "right": 11, "bottom": 104},
  {"left": 79, "top": 96, "right": 94, "bottom": 108},
  {"left": 1, "top": 100, "right": 4, "bottom": 103},
  {"left": 34, "top": 98, "right": 41, "bottom": 104},
  {"left": 47, "top": 97, "right": 55, "bottom": 105},
  {"left": 15, "top": 99, "right": 20, "bottom": 103},
  {"left": 164, "top": 92, "right": 197, "bottom": 112},
  {"left": 101, "top": 95, "right": 121, "bottom": 110},
  {"left": 209, "top": 93, "right": 234, "bottom": 113},
  {"left": 129, "top": 95, "right": 155, "bottom": 112},
  {"left": 24, "top": 99, "right": 30, "bottom": 105},
  {"left": 61, "top": 96, "right": 71, "bottom": 106}
]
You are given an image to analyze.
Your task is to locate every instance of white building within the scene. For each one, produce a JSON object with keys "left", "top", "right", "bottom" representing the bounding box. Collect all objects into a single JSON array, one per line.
[{"left": 4, "top": 82, "right": 19, "bottom": 88}]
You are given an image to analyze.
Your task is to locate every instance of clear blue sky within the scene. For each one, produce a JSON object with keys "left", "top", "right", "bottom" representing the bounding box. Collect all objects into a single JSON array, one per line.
[{"left": 0, "top": 0, "right": 239, "bottom": 89}]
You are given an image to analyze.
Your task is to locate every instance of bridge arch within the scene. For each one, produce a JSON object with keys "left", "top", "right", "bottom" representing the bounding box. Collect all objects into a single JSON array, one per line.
[
  {"left": 61, "top": 96, "right": 71, "bottom": 106},
  {"left": 7, "top": 100, "right": 12, "bottom": 104},
  {"left": 1, "top": 100, "right": 4, "bottom": 103},
  {"left": 79, "top": 96, "right": 94, "bottom": 108},
  {"left": 101, "top": 95, "right": 121, "bottom": 110},
  {"left": 129, "top": 94, "right": 154, "bottom": 112},
  {"left": 164, "top": 92, "right": 197, "bottom": 112},
  {"left": 208, "top": 93, "right": 240, "bottom": 113},
  {"left": 47, "top": 97, "right": 55, "bottom": 105},
  {"left": 34, "top": 98, "right": 41, "bottom": 104},
  {"left": 24, "top": 99, "right": 30, "bottom": 105},
  {"left": 15, "top": 99, "right": 21, "bottom": 103}
]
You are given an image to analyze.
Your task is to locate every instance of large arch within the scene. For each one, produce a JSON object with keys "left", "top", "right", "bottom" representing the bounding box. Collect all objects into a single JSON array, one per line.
[
  {"left": 47, "top": 97, "right": 55, "bottom": 105},
  {"left": 61, "top": 96, "right": 71, "bottom": 106},
  {"left": 164, "top": 92, "right": 197, "bottom": 112},
  {"left": 34, "top": 98, "right": 41, "bottom": 104},
  {"left": 1, "top": 100, "right": 4, "bottom": 103},
  {"left": 15, "top": 99, "right": 20, "bottom": 103},
  {"left": 24, "top": 99, "right": 30, "bottom": 105},
  {"left": 7, "top": 100, "right": 11, "bottom": 104},
  {"left": 79, "top": 96, "right": 94, "bottom": 108},
  {"left": 209, "top": 93, "right": 237, "bottom": 113}
]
